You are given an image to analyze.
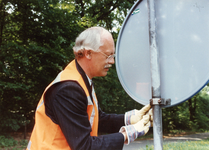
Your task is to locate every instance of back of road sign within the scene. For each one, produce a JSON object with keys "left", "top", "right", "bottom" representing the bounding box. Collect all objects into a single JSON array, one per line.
[{"left": 116, "top": 0, "right": 209, "bottom": 107}]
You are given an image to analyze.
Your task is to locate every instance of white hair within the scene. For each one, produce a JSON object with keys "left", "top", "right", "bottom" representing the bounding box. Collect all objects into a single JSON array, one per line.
[{"left": 73, "top": 27, "right": 110, "bottom": 58}]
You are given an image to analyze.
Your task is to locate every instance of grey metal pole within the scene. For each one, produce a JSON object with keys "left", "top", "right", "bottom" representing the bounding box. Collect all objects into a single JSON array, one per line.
[
  {"left": 147, "top": 0, "right": 163, "bottom": 149},
  {"left": 153, "top": 104, "right": 163, "bottom": 149}
]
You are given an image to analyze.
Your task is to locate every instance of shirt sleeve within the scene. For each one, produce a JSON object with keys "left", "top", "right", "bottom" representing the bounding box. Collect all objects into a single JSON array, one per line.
[
  {"left": 98, "top": 108, "right": 125, "bottom": 134},
  {"left": 45, "top": 81, "right": 124, "bottom": 150}
]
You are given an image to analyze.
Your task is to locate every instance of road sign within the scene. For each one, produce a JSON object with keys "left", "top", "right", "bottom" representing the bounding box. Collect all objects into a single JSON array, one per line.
[{"left": 116, "top": 0, "right": 209, "bottom": 107}]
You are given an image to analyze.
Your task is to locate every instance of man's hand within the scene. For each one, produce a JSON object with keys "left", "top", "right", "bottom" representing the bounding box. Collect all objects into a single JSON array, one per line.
[
  {"left": 130, "top": 104, "right": 151, "bottom": 125},
  {"left": 133, "top": 114, "right": 150, "bottom": 136},
  {"left": 120, "top": 113, "right": 151, "bottom": 144}
]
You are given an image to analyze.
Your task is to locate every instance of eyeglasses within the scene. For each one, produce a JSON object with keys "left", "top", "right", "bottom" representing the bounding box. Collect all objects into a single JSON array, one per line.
[{"left": 99, "top": 51, "right": 115, "bottom": 60}]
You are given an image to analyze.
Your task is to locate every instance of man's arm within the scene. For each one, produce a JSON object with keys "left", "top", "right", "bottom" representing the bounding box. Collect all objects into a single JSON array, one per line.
[{"left": 98, "top": 108, "right": 125, "bottom": 134}]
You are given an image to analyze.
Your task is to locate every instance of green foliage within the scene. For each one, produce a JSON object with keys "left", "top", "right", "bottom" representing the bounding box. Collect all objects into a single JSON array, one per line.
[
  {"left": 163, "top": 102, "right": 190, "bottom": 132},
  {"left": 0, "top": 112, "right": 24, "bottom": 134},
  {"left": 0, "top": 135, "right": 28, "bottom": 149},
  {"left": 0, "top": 0, "right": 80, "bottom": 132},
  {"left": 193, "top": 89, "right": 209, "bottom": 130},
  {"left": 162, "top": 85, "right": 209, "bottom": 132},
  {"left": 0, "top": 42, "right": 67, "bottom": 133},
  {"left": 0, "top": 136, "right": 18, "bottom": 148}
]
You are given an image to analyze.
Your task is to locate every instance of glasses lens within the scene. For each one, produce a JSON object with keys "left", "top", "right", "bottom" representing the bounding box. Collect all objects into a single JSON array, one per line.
[{"left": 108, "top": 54, "right": 115, "bottom": 59}]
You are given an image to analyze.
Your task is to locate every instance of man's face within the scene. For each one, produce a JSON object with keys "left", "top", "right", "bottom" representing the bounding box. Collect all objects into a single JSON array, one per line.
[{"left": 90, "top": 35, "right": 115, "bottom": 78}]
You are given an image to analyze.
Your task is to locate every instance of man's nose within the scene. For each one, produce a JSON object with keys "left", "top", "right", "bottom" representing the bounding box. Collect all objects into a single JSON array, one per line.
[{"left": 108, "top": 57, "right": 115, "bottom": 64}]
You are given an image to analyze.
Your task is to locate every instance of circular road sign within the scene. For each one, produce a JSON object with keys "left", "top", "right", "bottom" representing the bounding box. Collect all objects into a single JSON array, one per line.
[{"left": 116, "top": 0, "right": 209, "bottom": 107}]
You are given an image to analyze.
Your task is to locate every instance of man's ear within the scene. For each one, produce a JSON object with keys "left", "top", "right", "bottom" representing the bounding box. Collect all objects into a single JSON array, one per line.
[{"left": 84, "top": 50, "right": 92, "bottom": 59}]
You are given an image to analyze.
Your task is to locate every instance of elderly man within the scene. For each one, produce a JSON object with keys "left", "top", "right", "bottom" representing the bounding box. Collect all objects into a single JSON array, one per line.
[{"left": 27, "top": 27, "right": 152, "bottom": 150}]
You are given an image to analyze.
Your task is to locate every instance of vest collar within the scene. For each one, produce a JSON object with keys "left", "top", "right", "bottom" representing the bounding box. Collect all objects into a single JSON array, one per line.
[{"left": 75, "top": 59, "right": 92, "bottom": 95}]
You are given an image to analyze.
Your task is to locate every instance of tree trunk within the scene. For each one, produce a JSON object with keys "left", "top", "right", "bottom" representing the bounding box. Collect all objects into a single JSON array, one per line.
[
  {"left": 24, "top": 117, "right": 27, "bottom": 139},
  {"left": 188, "top": 98, "right": 195, "bottom": 122}
]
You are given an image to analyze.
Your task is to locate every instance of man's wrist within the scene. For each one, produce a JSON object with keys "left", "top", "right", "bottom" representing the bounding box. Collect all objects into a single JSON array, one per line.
[
  {"left": 119, "top": 126, "right": 129, "bottom": 144},
  {"left": 121, "top": 131, "right": 127, "bottom": 142}
]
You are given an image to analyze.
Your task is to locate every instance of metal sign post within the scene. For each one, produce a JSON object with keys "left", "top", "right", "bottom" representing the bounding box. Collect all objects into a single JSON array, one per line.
[
  {"left": 147, "top": 0, "right": 163, "bottom": 149},
  {"left": 152, "top": 104, "right": 163, "bottom": 150}
]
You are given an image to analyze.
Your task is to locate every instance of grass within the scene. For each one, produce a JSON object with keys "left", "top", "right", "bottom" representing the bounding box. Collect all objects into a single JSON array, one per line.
[
  {"left": 2, "top": 137, "right": 209, "bottom": 150},
  {"left": 140, "top": 138, "right": 209, "bottom": 150}
]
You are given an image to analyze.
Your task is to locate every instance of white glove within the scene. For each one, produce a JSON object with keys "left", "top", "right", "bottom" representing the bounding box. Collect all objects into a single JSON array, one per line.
[
  {"left": 148, "top": 109, "right": 153, "bottom": 127},
  {"left": 125, "top": 104, "right": 151, "bottom": 125},
  {"left": 120, "top": 114, "right": 151, "bottom": 145}
]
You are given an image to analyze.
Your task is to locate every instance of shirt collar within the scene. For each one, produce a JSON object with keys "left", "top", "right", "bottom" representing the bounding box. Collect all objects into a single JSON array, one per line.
[
  {"left": 86, "top": 74, "right": 92, "bottom": 86},
  {"left": 75, "top": 59, "right": 92, "bottom": 93}
]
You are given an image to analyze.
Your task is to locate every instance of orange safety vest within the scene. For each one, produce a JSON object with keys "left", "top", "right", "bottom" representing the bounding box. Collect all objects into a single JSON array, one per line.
[{"left": 27, "top": 60, "right": 99, "bottom": 150}]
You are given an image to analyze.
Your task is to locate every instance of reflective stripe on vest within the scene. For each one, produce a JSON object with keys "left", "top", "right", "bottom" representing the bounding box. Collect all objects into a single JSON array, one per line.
[
  {"left": 36, "top": 100, "right": 44, "bottom": 111},
  {"left": 27, "top": 60, "right": 99, "bottom": 150},
  {"left": 27, "top": 140, "right": 32, "bottom": 150},
  {"left": 90, "top": 86, "right": 98, "bottom": 127}
]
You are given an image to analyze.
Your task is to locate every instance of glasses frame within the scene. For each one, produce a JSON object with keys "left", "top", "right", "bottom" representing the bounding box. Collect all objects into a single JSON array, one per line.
[{"left": 99, "top": 51, "right": 115, "bottom": 60}]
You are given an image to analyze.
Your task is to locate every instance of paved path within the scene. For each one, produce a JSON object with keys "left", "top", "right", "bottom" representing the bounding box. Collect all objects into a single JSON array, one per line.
[{"left": 123, "top": 132, "right": 209, "bottom": 150}]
